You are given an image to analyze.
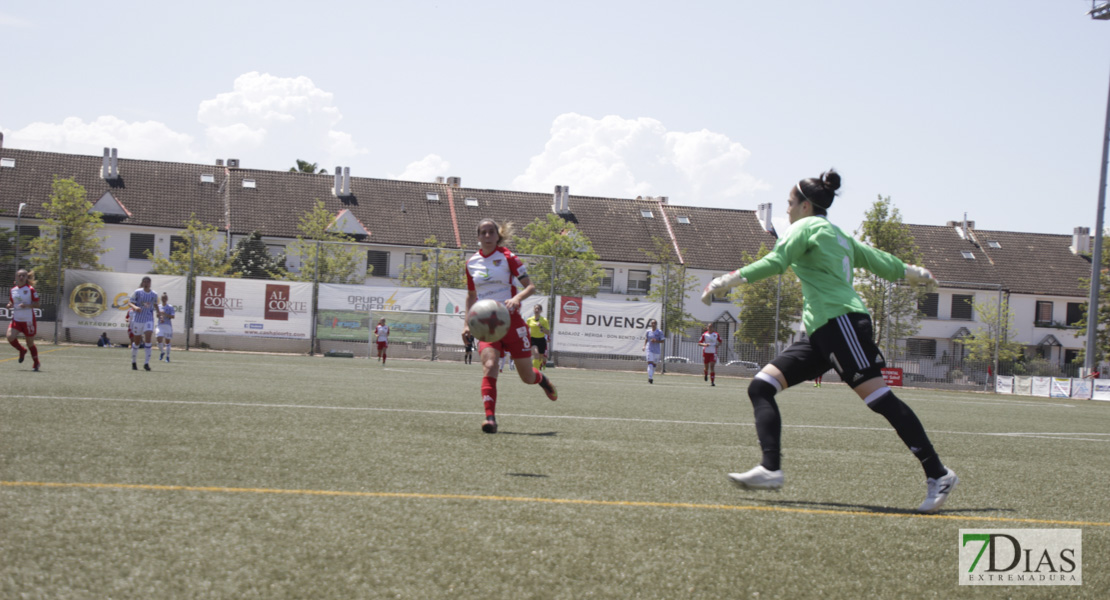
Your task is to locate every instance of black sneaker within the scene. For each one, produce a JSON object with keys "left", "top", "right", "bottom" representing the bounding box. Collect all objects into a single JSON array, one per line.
[
  {"left": 704, "top": 373, "right": 708, "bottom": 381},
  {"left": 648, "top": 378, "right": 653, "bottom": 384},
  {"left": 711, "top": 381, "right": 716, "bottom": 387},
  {"left": 132, "top": 362, "right": 138, "bottom": 371},
  {"left": 144, "top": 363, "right": 151, "bottom": 371},
  {"left": 481, "top": 417, "right": 498, "bottom": 434}
]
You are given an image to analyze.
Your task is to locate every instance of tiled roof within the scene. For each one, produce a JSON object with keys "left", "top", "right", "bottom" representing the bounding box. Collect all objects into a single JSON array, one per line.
[
  {"left": 0, "top": 148, "right": 226, "bottom": 230},
  {"left": 663, "top": 204, "right": 777, "bottom": 272}
]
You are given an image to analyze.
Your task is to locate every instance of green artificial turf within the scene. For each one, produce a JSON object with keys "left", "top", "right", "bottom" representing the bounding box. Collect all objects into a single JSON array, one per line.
[{"left": 2, "top": 346, "right": 1107, "bottom": 598}]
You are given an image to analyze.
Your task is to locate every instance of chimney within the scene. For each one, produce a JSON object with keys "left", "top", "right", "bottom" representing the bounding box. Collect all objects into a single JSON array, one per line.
[
  {"left": 216, "top": 159, "right": 224, "bottom": 167},
  {"left": 102, "top": 148, "right": 111, "bottom": 179},
  {"left": 447, "top": 176, "right": 461, "bottom": 188},
  {"left": 1072, "top": 226, "right": 1092, "bottom": 254},
  {"left": 552, "top": 185, "right": 570, "bottom": 214},
  {"left": 110, "top": 148, "right": 119, "bottom": 178},
  {"left": 658, "top": 196, "right": 668, "bottom": 204},
  {"left": 343, "top": 166, "right": 351, "bottom": 196},
  {"left": 227, "top": 158, "right": 240, "bottom": 168},
  {"left": 435, "top": 176, "right": 445, "bottom": 184},
  {"left": 334, "top": 167, "right": 343, "bottom": 196}
]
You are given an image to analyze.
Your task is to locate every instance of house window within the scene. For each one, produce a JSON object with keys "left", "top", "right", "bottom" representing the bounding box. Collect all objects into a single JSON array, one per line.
[
  {"left": 464, "top": 197, "right": 479, "bottom": 207},
  {"left": 640, "top": 210, "right": 654, "bottom": 218},
  {"left": 404, "top": 252, "right": 425, "bottom": 271},
  {"left": 599, "top": 268, "right": 614, "bottom": 293},
  {"left": 628, "top": 269, "right": 651, "bottom": 294},
  {"left": 242, "top": 179, "right": 256, "bottom": 188},
  {"left": 200, "top": 174, "right": 215, "bottom": 183},
  {"left": 367, "top": 250, "right": 390, "bottom": 277},
  {"left": 960, "top": 251, "right": 975, "bottom": 259},
  {"left": 1065, "top": 349, "right": 1080, "bottom": 364},
  {"left": 266, "top": 245, "right": 286, "bottom": 265},
  {"left": 951, "top": 294, "right": 973, "bottom": 320},
  {"left": 169, "top": 235, "right": 187, "bottom": 254},
  {"left": 906, "top": 338, "right": 937, "bottom": 358},
  {"left": 1035, "top": 301, "right": 1053, "bottom": 327},
  {"left": 129, "top": 233, "right": 155, "bottom": 260},
  {"left": 918, "top": 292, "right": 939, "bottom": 318},
  {"left": 677, "top": 216, "right": 690, "bottom": 224},
  {"left": 426, "top": 192, "right": 439, "bottom": 202},
  {"left": 1066, "top": 302, "right": 1084, "bottom": 327}
]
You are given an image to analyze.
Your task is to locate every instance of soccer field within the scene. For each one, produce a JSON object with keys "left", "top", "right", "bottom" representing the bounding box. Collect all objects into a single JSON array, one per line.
[{"left": 2, "top": 346, "right": 1108, "bottom": 598}]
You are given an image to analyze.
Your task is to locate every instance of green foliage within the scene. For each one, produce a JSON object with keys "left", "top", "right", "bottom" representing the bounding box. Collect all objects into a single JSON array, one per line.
[
  {"left": 149, "top": 215, "right": 238, "bottom": 277},
  {"left": 854, "top": 195, "right": 925, "bottom": 355},
  {"left": 399, "top": 235, "right": 468, "bottom": 290},
  {"left": 290, "top": 160, "right": 327, "bottom": 175},
  {"left": 286, "top": 200, "right": 368, "bottom": 284},
  {"left": 965, "top": 297, "right": 1025, "bottom": 362},
  {"left": 640, "top": 237, "right": 699, "bottom": 334},
  {"left": 232, "top": 231, "right": 288, "bottom": 280},
  {"left": 27, "top": 177, "right": 110, "bottom": 290},
  {"left": 731, "top": 243, "right": 803, "bottom": 347},
  {"left": 513, "top": 214, "right": 604, "bottom": 297}
]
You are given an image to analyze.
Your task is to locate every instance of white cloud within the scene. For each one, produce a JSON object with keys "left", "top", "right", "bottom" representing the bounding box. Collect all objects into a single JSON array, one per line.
[
  {"left": 513, "top": 113, "right": 769, "bottom": 207},
  {"left": 197, "top": 71, "right": 365, "bottom": 167},
  {"left": 0, "top": 13, "right": 32, "bottom": 28},
  {"left": 389, "top": 154, "right": 452, "bottom": 183},
  {"left": 2, "top": 116, "right": 197, "bottom": 162}
]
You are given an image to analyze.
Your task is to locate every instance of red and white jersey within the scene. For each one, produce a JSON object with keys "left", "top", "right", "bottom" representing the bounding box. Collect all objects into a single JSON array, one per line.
[
  {"left": 466, "top": 246, "right": 528, "bottom": 311},
  {"left": 375, "top": 324, "right": 390, "bottom": 342},
  {"left": 700, "top": 331, "right": 720, "bottom": 355},
  {"left": 9, "top": 284, "right": 38, "bottom": 322}
]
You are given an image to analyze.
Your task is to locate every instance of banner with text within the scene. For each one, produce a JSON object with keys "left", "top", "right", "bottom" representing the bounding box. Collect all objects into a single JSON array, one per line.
[
  {"left": 62, "top": 270, "right": 187, "bottom": 333},
  {"left": 554, "top": 296, "right": 661, "bottom": 355},
  {"left": 193, "top": 277, "right": 312, "bottom": 339},
  {"left": 316, "top": 283, "right": 431, "bottom": 342}
]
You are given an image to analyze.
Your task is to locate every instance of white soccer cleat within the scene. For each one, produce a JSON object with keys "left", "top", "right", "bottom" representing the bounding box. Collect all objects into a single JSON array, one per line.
[
  {"left": 917, "top": 468, "right": 958, "bottom": 513},
  {"left": 728, "top": 465, "right": 784, "bottom": 490}
]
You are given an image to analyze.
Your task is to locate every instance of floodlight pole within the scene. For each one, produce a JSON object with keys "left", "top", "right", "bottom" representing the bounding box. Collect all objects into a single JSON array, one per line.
[
  {"left": 14, "top": 202, "right": 26, "bottom": 271},
  {"left": 1085, "top": 2, "right": 1110, "bottom": 375}
]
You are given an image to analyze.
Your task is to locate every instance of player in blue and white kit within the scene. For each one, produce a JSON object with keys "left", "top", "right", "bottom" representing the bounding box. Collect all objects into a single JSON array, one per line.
[
  {"left": 643, "top": 319, "right": 664, "bottom": 384},
  {"left": 155, "top": 292, "right": 175, "bottom": 362},
  {"left": 129, "top": 276, "right": 162, "bottom": 371}
]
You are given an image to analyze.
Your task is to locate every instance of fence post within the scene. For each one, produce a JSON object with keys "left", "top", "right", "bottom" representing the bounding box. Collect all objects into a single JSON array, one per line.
[
  {"left": 548, "top": 255, "right": 556, "bottom": 367},
  {"left": 309, "top": 240, "right": 320, "bottom": 356},
  {"left": 53, "top": 223, "right": 64, "bottom": 345},
  {"left": 431, "top": 247, "right": 440, "bottom": 361},
  {"left": 186, "top": 231, "right": 194, "bottom": 351}
]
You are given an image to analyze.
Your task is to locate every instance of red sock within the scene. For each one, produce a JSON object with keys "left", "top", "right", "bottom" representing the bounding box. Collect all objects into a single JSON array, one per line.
[
  {"left": 531, "top": 368, "right": 543, "bottom": 385},
  {"left": 29, "top": 346, "right": 38, "bottom": 359},
  {"left": 710, "top": 372, "right": 715, "bottom": 383},
  {"left": 481, "top": 376, "right": 497, "bottom": 417},
  {"left": 382, "top": 352, "right": 386, "bottom": 364},
  {"left": 9, "top": 339, "right": 24, "bottom": 352}
]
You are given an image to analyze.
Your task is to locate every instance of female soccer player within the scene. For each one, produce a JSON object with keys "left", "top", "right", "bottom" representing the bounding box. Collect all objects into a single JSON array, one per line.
[
  {"left": 155, "top": 292, "right": 175, "bottom": 362},
  {"left": 526, "top": 304, "right": 550, "bottom": 371},
  {"left": 698, "top": 323, "right": 720, "bottom": 386},
  {"left": 374, "top": 318, "right": 390, "bottom": 364},
  {"left": 462, "top": 218, "right": 557, "bottom": 434},
  {"left": 7, "top": 269, "right": 41, "bottom": 371},
  {"left": 701, "top": 169, "right": 957, "bottom": 513},
  {"left": 643, "top": 318, "right": 664, "bottom": 384}
]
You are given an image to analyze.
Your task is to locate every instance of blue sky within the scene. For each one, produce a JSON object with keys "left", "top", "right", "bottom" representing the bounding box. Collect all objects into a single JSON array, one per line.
[{"left": 2, "top": 0, "right": 1109, "bottom": 237}]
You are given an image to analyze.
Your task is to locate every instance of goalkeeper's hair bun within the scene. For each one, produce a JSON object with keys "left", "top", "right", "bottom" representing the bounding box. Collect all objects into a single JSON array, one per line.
[{"left": 794, "top": 168, "right": 840, "bottom": 214}]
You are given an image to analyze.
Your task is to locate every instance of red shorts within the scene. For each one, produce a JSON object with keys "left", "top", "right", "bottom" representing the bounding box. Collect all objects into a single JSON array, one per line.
[
  {"left": 703, "top": 353, "right": 718, "bottom": 365},
  {"left": 478, "top": 312, "right": 531, "bottom": 360},
  {"left": 376, "top": 341, "right": 388, "bottom": 351},
  {"left": 9, "top": 319, "right": 36, "bottom": 337}
]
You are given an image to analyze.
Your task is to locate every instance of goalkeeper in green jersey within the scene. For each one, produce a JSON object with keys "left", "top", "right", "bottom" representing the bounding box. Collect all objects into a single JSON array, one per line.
[{"left": 701, "top": 169, "right": 957, "bottom": 513}]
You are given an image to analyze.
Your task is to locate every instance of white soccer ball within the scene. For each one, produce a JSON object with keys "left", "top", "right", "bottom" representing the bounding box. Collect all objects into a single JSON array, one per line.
[{"left": 467, "top": 299, "right": 511, "bottom": 343}]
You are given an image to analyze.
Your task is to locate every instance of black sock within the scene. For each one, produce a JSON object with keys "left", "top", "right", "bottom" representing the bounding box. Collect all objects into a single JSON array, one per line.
[
  {"left": 748, "top": 378, "right": 782, "bottom": 471},
  {"left": 867, "top": 391, "right": 947, "bottom": 479}
]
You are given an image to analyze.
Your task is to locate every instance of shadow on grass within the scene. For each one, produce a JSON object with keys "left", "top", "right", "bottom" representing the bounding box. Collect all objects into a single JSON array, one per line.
[
  {"left": 755, "top": 499, "right": 1013, "bottom": 516},
  {"left": 506, "top": 473, "right": 550, "bottom": 478},
  {"left": 499, "top": 431, "right": 558, "bottom": 437}
]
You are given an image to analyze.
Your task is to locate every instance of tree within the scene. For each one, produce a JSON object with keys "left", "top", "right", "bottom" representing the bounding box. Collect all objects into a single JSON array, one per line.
[
  {"left": 730, "top": 243, "right": 803, "bottom": 349},
  {"left": 640, "top": 237, "right": 700, "bottom": 334},
  {"left": 286, "top": 200, "right": 368, "bottom": 284},
  {"left": 399, "top": 235, "right": 468, "bottom": 289},
  {"left": 27, "top": 177, "right": 110, "bottom": 292},
  {"left": 232, "top": 231, "right": 288, "bottom": 280},
  {"left": 148, "top": 215, "right": 238, "bottom": 277},
  {"left": 965, "top": 297, "right": 1025, "bottom": 363},
  {"left": 290, "top": 160, "right": 327, "bottom": 175},
  {"left": 855, "top": 195, "right": 926, "bottom": 357},
  {"left": 513, "top": 214, "right": 605, "bottom": 297},
  {"left": 1075, "top": 234, "right": 1110, "bottom": 365}
]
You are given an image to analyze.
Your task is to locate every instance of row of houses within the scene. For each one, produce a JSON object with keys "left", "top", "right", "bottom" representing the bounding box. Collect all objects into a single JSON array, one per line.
[{"left": 0, "top": 134, "right": 1097, "bottom": 371}]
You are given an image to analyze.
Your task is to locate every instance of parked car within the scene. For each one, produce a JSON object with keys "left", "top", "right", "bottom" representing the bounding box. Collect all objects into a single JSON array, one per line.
[
  {"left": 726, "top": 360, "right": 760, "bottom": 369},
  {"left": 664, "top": 356, "right": 690, "bottom": 363}
]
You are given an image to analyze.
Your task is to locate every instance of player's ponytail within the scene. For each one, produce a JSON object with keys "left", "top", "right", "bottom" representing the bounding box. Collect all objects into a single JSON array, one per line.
[{"left": 792, "top": 168, "right": 840, "bottom": 216}]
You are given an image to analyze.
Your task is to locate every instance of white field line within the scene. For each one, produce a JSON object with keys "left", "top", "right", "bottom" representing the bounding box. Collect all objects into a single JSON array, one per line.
[{"left": 2, "top": 393, "right": 1108, "bottom": 443}]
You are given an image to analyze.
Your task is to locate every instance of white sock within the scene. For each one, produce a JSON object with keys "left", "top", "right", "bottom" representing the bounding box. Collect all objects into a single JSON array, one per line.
[
  {"left": 648, "top": 364, "right": 655, "bottom": 378},
  {"left": 145, "top": 344, "right": 152, "bottom": 364},
  {"left": 131, "top": 345, "right": 138, "bottom": 361},
  {"left": 165, "top": 344, "right": 171, "bottom": 359}
]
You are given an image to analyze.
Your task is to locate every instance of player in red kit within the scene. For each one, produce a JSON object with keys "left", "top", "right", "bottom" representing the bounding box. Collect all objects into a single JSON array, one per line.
[
  {"left": 699, "top": 323, "right": 720, "bottom": 386},
  {"left": 374, "top": 318, "right": 390, "bottom": 364},
  {"left": 461, "top": 218, "right": 557, "bottom": 433},
  {"left": 7, "top": 269, "right": 41, "bottom": 371}
]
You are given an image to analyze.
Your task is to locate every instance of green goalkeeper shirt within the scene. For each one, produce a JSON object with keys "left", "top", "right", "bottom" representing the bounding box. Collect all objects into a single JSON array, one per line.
[{"left": 738, "top": 215, "right": 906, "bottom": 336}]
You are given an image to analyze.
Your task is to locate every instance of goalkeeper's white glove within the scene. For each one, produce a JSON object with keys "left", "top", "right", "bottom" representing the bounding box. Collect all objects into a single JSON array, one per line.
[
  {"left": 701, "top": 270, "right": 747, "bottom": 305},
  {"left": 904, "top": 264, "right": 937, "bottom": 291}
]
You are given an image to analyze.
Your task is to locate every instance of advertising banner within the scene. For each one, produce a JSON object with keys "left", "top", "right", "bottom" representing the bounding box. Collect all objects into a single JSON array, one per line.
[
  {"left": 553, "top": 296, "right": 661, "bottom": 355},
  {"left": 1031, "top": 377, "right": 1051, "bottom": 397},
  {"left": 880, "top": 367, "right": 903, "bottom": 387},
  {"left": 194, "top": 277, "right": 312, "bottom": 339},
  {"left": 1093, "top": 380, "right": 1110, "bottom": 401},
  {"left": 436, "top": 288, "right": 552, "bottom": 346},
  {"left": 316, "top": 283, "right": 431, "bottom": 342},
  {"left": 1070, "top": 378, "right": 1092, "bottom": 400},
  {"left": 995, "top": 375, "right": 1014, "bottom": 394},
  {"left": 62, "top": 270, "right": 187, "bottom": 334},
  {"left": 1014, "top": 376, "right": 1032, "bottom": 396},
  {"left": 1050, "top": 378, "right": 1072, "bottom": 398}
]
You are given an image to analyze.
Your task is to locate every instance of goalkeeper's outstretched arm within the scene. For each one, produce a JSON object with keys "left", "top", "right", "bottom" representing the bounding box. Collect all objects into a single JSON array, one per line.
[{"left": 700, "top": 270, "right": 747, "bottom": 306}]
